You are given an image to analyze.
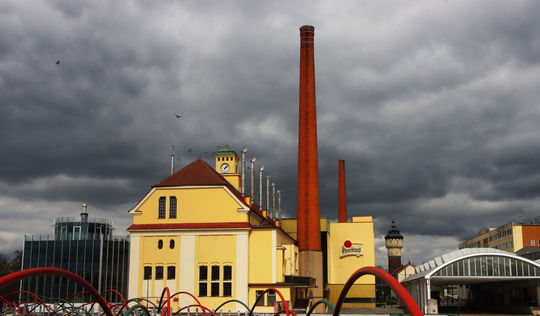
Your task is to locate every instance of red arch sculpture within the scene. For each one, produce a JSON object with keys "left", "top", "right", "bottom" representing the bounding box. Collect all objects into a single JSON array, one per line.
[
  {"left": 1, "top": 267, "right": 423, "bottom": 316},
  {"left": 0, "top": 267, "right": 114, "bottom": 316},
  {"left": 333, "top": 266, "right": 423, "bottom": 316}
]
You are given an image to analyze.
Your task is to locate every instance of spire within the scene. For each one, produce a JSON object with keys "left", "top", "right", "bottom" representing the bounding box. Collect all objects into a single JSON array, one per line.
[
  {"left": 385, "top": 219, "right": 404, "bottom": 240},
  {"left": 216, "top": 145, "right": 236, "bottom": 156}
]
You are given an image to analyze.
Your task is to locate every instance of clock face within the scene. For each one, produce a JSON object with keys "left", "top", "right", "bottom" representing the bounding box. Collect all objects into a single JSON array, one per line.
[{"left": 220, "top": 163, "right": 230, "bottom": 173}]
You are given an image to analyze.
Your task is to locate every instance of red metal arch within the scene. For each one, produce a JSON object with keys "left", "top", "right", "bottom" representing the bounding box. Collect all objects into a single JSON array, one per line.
[
  {"left": 169, "top": 291, "right": 209, "bottom": 316},
  {"left": 333, "top": 266, "right": 423, "bottom": 316},
  {"left": 249, "top": 287, "right": 292, "bottom": 316},
  {"left": 0, "top": 267, "right": 114, "bottom": 316}
]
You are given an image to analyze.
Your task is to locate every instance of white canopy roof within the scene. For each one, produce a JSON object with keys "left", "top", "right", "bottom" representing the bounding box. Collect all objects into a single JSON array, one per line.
[{"left": 401, "top": 248, "right": 540, "bottom": 285}]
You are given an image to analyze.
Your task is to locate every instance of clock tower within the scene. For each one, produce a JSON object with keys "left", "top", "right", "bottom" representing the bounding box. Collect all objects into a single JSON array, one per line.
[{"left": 215, "top": 145, "right": 241, "bottom": 190}]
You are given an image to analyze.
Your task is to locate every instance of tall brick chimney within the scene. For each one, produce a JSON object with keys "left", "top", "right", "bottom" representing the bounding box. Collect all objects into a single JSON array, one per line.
[
  {"left": 297, "top": 25, "right": 323, "bottom": 303},
  {"left": 297, "top": 25, "right": 321, "bottom": 251},
  {"left": 338, "top": 160, "right": 347, "bottom": 223}
]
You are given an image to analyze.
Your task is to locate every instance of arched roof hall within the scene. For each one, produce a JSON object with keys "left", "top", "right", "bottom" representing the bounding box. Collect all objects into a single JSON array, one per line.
[{"left": 401, "top": 248, "right": 540, "bottom": 314}]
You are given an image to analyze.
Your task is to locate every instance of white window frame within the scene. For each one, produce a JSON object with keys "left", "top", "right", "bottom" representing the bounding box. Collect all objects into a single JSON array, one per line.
[{"left": 73, "top": 226, "right": 81, "bottom": 240}]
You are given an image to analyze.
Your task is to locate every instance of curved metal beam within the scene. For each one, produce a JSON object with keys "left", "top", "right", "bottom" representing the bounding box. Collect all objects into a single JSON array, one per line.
[
  {"left": 333, "top": 266, "right": 423, "bottom": 316},
  {"left": 0, "top": 268, "right": 114, "bottom": 316}
]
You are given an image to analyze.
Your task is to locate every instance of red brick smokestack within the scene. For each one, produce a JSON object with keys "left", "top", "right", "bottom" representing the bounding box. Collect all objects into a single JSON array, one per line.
[
  {"left": 297, "top": 25, "right": 321, "bottom": 251},
  {"left": 297, "top": 25, "right": 324, "bottom": 306},
  {"left": 338, "top": 160, "right": 347, "bottom": 223}
]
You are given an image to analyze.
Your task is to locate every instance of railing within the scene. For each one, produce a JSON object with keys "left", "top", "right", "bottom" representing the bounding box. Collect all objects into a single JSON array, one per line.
[
  {"left": 55, "top": 216, "right": 112, "bottom": 225},
  {"left": 0, "top": 267, "right": 424, "bottom": 316}
]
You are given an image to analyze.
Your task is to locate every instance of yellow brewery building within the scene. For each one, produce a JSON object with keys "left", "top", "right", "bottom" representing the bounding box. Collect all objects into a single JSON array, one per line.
[{"left": 127, "top": 146, "right": 375, "bottom": 312}]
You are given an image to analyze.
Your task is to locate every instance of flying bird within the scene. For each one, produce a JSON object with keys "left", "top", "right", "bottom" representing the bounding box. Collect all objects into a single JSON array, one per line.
[
  {"left": 175, "top": 113, "right": 182, "bottom": 119},
  {"left": 56, "top": 60, "right": 60, "bottom": 65}
]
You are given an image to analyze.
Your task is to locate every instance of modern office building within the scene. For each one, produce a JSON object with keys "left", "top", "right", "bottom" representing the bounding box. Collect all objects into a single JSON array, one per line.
[
  {"left": 459, "top": 220, "right": 540, "bottom": 252},
  {"left": 21, "top": 204, "right": 129, "bottom": 303}
]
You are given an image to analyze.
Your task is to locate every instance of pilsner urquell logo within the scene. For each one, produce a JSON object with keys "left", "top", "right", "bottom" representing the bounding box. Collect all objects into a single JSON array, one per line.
[{"left": 340, "top": 240, "right": 363, "bottom": 258}]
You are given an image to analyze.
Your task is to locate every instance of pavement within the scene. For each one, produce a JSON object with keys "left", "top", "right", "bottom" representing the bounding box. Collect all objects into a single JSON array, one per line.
[{"left": 327, "top": 306, "right": 537, "bottom": 315}]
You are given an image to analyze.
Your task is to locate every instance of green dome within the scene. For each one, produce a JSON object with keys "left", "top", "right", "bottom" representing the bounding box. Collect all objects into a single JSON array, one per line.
[
  {"left": 385, "top": 219, "right": 403, "bottom": 240},
  {"left": 216, "top": 145, "right": 237, "bottom": 156}
]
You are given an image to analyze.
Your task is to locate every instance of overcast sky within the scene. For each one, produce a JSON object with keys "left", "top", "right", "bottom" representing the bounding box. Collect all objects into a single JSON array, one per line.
[{"left": 2, "top": 0, "right": 540, "bottom": 268}]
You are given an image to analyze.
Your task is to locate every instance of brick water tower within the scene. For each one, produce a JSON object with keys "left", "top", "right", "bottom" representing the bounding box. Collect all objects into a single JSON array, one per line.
[{"left": 385, "top": 219, "right": 404, "bottom": 275}]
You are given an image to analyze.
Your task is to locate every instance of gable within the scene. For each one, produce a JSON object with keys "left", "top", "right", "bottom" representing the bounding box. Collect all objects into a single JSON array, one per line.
[
  {"left": 130, "top": 185, "right": 249, "bottom": 226},
  {"left": 153, "top": 158, "right": 242, "bottom": 198}
]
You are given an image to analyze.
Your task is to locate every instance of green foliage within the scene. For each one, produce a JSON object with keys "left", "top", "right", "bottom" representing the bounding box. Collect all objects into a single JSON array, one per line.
[
  {"left": 0, "top": 250, "right": 23, "bottom": 305},
  {"left": 0, "top": 250, "right": 22, "bottom": 276}
]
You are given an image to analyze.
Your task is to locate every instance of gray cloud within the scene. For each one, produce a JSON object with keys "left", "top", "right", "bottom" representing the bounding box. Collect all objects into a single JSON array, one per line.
[{"left": 2, "top": 0, "right": 540, "bottom": 267}]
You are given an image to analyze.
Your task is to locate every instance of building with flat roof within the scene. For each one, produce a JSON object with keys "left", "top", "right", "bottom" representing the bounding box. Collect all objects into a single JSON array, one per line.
[
  {"left": 21, "top": 204, "right": 129, "bottom": 303},
  {"left": 459, "top": 221, "right": 540, "bottom": 252}
]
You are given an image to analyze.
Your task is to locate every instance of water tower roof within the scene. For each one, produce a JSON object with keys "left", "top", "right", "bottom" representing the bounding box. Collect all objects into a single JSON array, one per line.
[{"left": 385, "top": 219, "right": 404, "bottom": 240}]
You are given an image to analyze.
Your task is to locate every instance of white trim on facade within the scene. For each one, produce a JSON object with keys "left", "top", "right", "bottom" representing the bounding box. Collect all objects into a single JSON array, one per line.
[
  {"left": 179, "top": 235, "right": 195, "bottom": 307},
  {"left": 236, "top": 232, "right": 249, "bottom": 311},
  {"left": 128, "top": 188, "right": 156, "bottom": 213},
  {"left": 272, "top": 230, "right": 277, "bottom": 283},
  {"left": 128, "top": 235, "right": 140, "bottom": 298}
]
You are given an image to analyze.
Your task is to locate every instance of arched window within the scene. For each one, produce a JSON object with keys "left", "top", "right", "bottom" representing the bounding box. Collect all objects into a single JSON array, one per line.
[
  {"left": 158, "top": 197, "right": 166, "bottom": 219},
  {"left": 169, "top": 196, "right": 177, "bottom": 218},
  {"left": 158, "top": 239, "right": 163, "bottom": 249},
  {"left": 170, "top": 239, "right": 175, "bottom": 249}
]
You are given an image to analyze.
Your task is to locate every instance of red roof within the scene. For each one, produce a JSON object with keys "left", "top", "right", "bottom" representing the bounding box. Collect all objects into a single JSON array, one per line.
[
  {"left": 391, "top": 262, "right": 415, "bottom": 276},
  {"left": 139, "top": 157, "right": 287, "bottom": 233},
  {"left": 153, "top": 158, "right": 243, "bottom": 199}
]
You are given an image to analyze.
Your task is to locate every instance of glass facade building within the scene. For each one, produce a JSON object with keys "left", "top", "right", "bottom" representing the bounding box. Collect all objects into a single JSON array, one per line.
[{"left": 21, "top": 206, "right": 129, "bottom": 303}]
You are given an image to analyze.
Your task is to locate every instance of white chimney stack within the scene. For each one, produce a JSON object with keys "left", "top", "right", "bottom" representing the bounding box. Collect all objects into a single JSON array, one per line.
[
  {"left": 259, "top": 165, "right": 264, "bottom": 208},
  {"left": 250, "top": 158, "right": 256, "bottom": 199},
  {"left": 81, "top": 203, "right": 88, "bottom": 222},
  {"left": 266, "top": 176, "right": 271, "bottom": 211},
  {"left": 170, "top": 146, "right": 175, "bottom": 175},
  {"left": 278, "top": 190, "right": 282, "bottom": 224},
  {"left": 272, "top": 183, "right": 276, "bottom": 219},
  {"left": 241, "top": 147, "right": 247, "bottom": 195}
]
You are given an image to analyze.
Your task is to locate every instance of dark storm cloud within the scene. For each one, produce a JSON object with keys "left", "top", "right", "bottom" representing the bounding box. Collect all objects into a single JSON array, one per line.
[{"left": 2, "top": 0, "right": 540, "bottom": 266}]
